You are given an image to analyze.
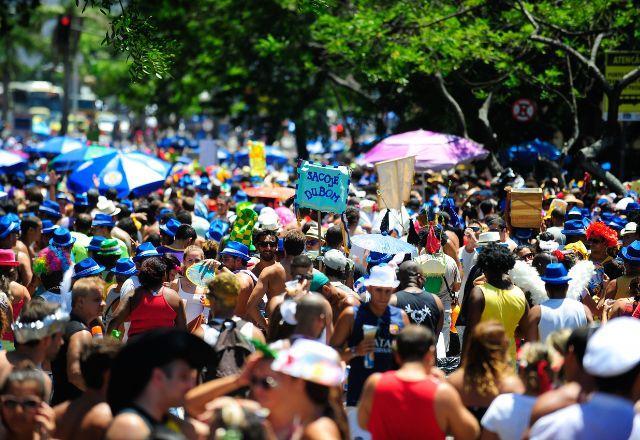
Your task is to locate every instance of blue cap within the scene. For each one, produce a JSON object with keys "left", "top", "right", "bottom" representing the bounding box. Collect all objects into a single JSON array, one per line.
[
  {"left": 219, "top": 241, "right": 251, "bottom": 262},
  {"left": 566, "top": 207, "right": 583, "bottom": 221},
  {"left": 92, "top": 213, "right": 115, "bottom": 228},
  {"left": 111, "top": 258, "right": 138, "bottom": 276},
  {"left": 205, "top": 220, "right": 229, "bottom": 242},
  {"left": 366, "top": 251, "right": 394, "bottom": 266},
  {"left": 0, "top": 216, "right": 19, "bottom": 239},
  {"left": 540, "top": 262, "right": 572, "bottom": 285},
  {"left": 561, "top": 219, "right": 586, "bottom": 236},
  {"left": 133, "top": 242, "right": 161, "bottom": 262},
  {"left": 234, "top": 190, "right": 248, "bottom": 203},
  {"left": 41, "top": 220, "right": 58, "bottom": 235},
  {"left": 49, "top": 227, "right": 76, "bottom": 248},
  {"left": 39, "top": 200, "right": 61, "bottom": 219},
  {"left": 156, "top": 208, "right": 173, "bottom": 221},
  {"left": 160, "top": 218, "right": 181, "bottom": 238},
  {"left": 72, "top": 258, "right": 105, "bottom": 279}
]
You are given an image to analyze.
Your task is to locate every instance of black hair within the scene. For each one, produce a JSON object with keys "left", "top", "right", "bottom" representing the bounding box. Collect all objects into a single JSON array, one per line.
[
  {"left": 532, "top": 252, "right": 558, "bottom": 275},
  {"left": 138, "top": 257, "right": 167, "bottom": 288},
  {"left": 175, "top": 224, "right": 196, "bottom": 242},
  {"left": 20, "top": 215, "right": 41, "bottom": 238},
  {"left": 567, "top": 325, "right": 597, "bottom": 367},
  {"left": 291, "top": 255, "right": 313, "bottom": 270},
  {"left": 479, "top": 199, "right": 495, "bottom": 216},
  {"left": 80, "top": 339, "right": 121, "bottom": 390},
  {"left": 116, "top": 217, "right": 138, "bottom": 238},
  {"left": 283, "top": 229, "right": 306, "bottom": 256},
  {"left": 477, "top": 243, "right": 515, "bottom": 274},
  {"left": 324, "top": 226, "right": 343, "bottom": 249},
  {"left": 595, "top": 362, "right": 640, "bottom": 396},
  {"left": 254, "top": 229, "right": 278, "bottom": 245},
  {"left": 395, "top": 325, "right": 435, "bottom": 362},
  {"left": 105, "top": 188, "right": 119, "bottom": 201},
  {"left": 75, "top": 213, "right": 93, "bottom": 234},
  {"left": 487, "top": 217, "right": 507, "bottom": 231},
  {"left": 176, "top": 210, "right": 192, "bottom": 225},
  {"left": 345, "top": 206, "right": 360, "bottom": 226},
  {"left": 87, "top": 189, "right": 100, "bottom": 208},
  {"left": 325, "top": 265, "right": 345, "bottom": 280}
]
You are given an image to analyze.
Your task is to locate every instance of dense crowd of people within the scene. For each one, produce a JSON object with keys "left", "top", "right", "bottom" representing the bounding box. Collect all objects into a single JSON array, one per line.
[{"left": 1, "top": 161, "right": 640, "bottom": 439}]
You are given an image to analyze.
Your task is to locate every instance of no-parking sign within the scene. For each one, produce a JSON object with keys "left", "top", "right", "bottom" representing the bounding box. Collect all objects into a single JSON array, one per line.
[{"left": 512, "top": 98, "right": 536, "bottom": 122}]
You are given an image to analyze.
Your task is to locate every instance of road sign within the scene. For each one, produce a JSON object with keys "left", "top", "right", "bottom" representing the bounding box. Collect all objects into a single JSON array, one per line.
[
  {"left": 512, "top": 98, "right": 536, "bottom": 122},
  {"left": 604, "top": 51, "right": 640, "bottom": 121}
]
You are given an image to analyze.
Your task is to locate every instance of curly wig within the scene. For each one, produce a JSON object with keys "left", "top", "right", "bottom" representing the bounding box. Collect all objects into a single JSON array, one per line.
[{"left": 586, "top": 222, "right": 618, "bottom": 248}]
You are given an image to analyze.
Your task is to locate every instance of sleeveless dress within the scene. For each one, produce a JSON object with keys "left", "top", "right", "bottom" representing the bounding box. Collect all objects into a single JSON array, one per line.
[{"left": 479, "top": 284, "right": 526, "bottom": 360}]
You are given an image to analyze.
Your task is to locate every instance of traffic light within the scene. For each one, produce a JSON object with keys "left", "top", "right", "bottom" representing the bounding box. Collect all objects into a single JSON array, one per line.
[{"left": 55, "top": 14, "right": 72, "bottom": 50}]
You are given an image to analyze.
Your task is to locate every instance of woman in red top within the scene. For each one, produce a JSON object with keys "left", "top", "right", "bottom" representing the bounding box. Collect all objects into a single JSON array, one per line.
[
  {"left": 359, "top": 325, "right": 479, "bottom": 440},
  {"left": 108, "top": 257, "right": 186, "bottom": 337}
]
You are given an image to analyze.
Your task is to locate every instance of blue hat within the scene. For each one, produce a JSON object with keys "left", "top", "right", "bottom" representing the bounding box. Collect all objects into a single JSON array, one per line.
[
  {"left": 120, "top": 200, "right": 134, "bottom": 211},
  {"left": 92, "top": 213, "right": 115, "bottom": 228},
  {"left": 72, "top": 258, "right": 105, "bottom": 279},
  {"left": 219, "top": 241, "right": 251, "bottom": 262},
  {"left": 133, "top": 242, "right": 161, "bottom": 262},
  {"left": 366, "top": 251, "right": 394, "bottom": 266},
  {"left": 49, "top": 227, "right": 76, "bottom": 248},
  {"left": 179, "top": 175, "right": 194, "bottom": 188},
  {"left": 111, "top": 258, "right": 138, "bottom": 276},
  {"left": 608, "top": 217, "right": 626, "bottom": 231},
  {"left": 234, "top": 190, "right": 248, "bottom": 203},
  {"left": 205, "top": 220, "right": 230, "bottom": 242},
  {"left": 160, "top": 218, "right": 181, "bottom": 238},
  {"left": 621, "top": 241, "right": 640, "bottom": 263},
  {"left": 56, "top": 192, "right": 71, "bottom": 203},
  {"left": 597, "top": 197, "right": 610, "bottom": 207},
  {"left": 581, "top": 208, "right": 591, "bottom": 219},
  {"left": 540, "top": 262, "right": 572, "bottom": 285},
  {"left": 156, "top": 208, "right": 173, "bottom": 221},
  {"left": 74, "top": 194, "right": 89, "bottom": 207},
  {"left": 5, "top": 213, "right": 20, "bottom": 229},
  {"left": 0, "top": 216, "right": 19, "bottom": 239},
  {"left": 601, "top": 212, "right": 615, "bottom": 223},
  {"left": 278, "top": 237, "right": 284, "bottom": 253},
  {"left": 513, "top": 228, "right": 533, "bottom": 240},
  {"left": 39, "top": 200, "right": 61, "bottom": 219},
  {"left": 41, "top": 220, "right": 58, "bottom": 235},
  {"left": 87, "top": 236, "right": 106, "bottom": 252},
  {"left": 625, "top": 202, "right": 640, "bottom": 215},
  {"left": 561, "top": 219, "right": 586, "bottom": 236},
  {"left": 566, "top": 207, "right": 583, "bottom": 221}
]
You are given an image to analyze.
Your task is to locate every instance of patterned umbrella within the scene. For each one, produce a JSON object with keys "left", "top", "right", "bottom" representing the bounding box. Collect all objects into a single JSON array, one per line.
[
  {"left": 0, "top": 150, "right": 28, "bottom": 172},
  {"left": 350, "top": 233, "right": 416, "bottom": 254},
  {"left": 26, "top": 136, "right": 84, "bottom": 156},
  {"left": 48, "top": 146, "right": 116, "bottom": 172}
]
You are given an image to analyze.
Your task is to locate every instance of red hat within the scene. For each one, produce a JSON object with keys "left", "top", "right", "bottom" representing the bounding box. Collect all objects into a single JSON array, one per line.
[{"left": 0, "top": 249, "right": 19, "bottom": 267}]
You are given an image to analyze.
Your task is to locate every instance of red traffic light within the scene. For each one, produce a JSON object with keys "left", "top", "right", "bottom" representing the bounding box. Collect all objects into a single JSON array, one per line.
[{"left": 60, "top": 16, "right": 71, "bottom": 26}]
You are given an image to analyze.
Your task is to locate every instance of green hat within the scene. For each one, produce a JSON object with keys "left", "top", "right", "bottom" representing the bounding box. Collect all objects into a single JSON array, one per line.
[
  {"left": 229, "top": 208, "right": 258, "bottom": 248},
  {"left": 98, "top": 238, "right": 122, "bottom": 256}
]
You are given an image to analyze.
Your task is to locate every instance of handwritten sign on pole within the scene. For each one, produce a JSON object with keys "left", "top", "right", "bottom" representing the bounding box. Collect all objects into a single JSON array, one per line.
[
  {"left": 375, "top": 156, "right": 415, "bottom": 211},
  {"left": 295, "top": 161, "right": 349, "bottom": 214},
  {"left": 248, "top": 140, "right": 267, "bottom": 177}
]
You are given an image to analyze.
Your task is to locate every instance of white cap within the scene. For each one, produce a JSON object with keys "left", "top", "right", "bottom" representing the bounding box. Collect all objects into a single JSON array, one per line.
[
  {"left": 583, "top": 317, "right": 640, "bottom": 377},
  {"left": 257, "top": 207, "right": 281, "bottom": 232},
  {"left": 364, "top": 265, "right": 400, "bottom": 288},
  {"left": 323, "top": 249, "right": 351, "bottom": 271},
  {"left": 616, "top": 197, "right": 634, "bottom": 212},
  {"left": 621, "top": 222, "right": 637, "bottom": 237}
]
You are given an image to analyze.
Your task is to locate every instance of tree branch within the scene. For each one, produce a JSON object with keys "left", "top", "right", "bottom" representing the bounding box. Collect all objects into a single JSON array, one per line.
[
  {"left": 421, "top": 4, "right": 484, "bottom": 28},
  {"left": 327, "top": 72, "right": 377, "bottom": 102},
  {"left": 435, "top": 72, "right": 468, "bottom": 138},
  {"left": 618, "top": 65, "right": 640, "bottom": 90},
  {"left": 565, "top": 55, "right": 579, "bottom": 153},
  {"left": 590, "top": 32, "right": 607, "bottom": 65}
]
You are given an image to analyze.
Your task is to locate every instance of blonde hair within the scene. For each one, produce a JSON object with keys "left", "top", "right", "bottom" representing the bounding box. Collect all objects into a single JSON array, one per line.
[
  {"left": 72, "top": 276, "right": 105, "bottom": 308},
  {"left": 183, "top": 245, "right": 204, "bottom": 258},
  {"left": 517, "top": 342, "right": 555, "bottom": 395},
  {"left": 463, "top": 321, "right": 512, "bottom": 396}
]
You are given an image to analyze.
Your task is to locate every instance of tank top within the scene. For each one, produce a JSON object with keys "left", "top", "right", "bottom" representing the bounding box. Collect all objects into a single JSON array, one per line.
[
  {"left": 346, "top": 304, "right": 405, "bottom": 406},
  {"left": 368, "top": 371, "right": 444, "bottom": 440},
  {"left": 538, "top": 298, "right": 587, "bottom": 342},
  {"left": 128, "top": 287, "right": 177, "bottom": 337},
  {"left": 177, "top": 278, "right": 206, "bottom": 324},
  {"left": 50, "top": 313, "right": 89, "bottom": 405},
  {"left": 479, "top": 284, "right": 526, "bottom": 360},
  {"left": 394, "top": 289, "right": 440, "bottom": 335},
  {"left": 615, "top": 275, "right": 636, "bottom": 300}
]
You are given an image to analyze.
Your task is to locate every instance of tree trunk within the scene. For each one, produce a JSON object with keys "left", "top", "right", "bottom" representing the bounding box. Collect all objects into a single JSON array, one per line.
[
  {"left": 435, "top": 72, "right": 468, "bottom": 138},
  {"left": 1, "top": 58, "right": 9, "bottom": 128},
  {"left": 60, "top": 47, "right": 71, "bottom": 136}
]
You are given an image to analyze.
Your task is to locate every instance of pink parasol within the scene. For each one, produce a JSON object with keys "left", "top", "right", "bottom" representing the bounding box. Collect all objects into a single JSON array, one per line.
[{"left": 362, "top": 129, "right": 488, "bottom": 171}]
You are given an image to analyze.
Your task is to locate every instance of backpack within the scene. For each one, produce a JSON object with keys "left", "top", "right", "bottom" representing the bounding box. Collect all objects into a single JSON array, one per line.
[{"left": 201, "top": 319, "right": 255, "bottom": 382}]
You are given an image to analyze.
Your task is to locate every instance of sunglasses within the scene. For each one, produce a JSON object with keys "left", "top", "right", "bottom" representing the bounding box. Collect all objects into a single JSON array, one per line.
[
  {"left": 520, "top": 253, "right": 534, "bottom": 261},
  {"left": 307, "top": 239, "right": 320, "bottom": 246},
  {"left": 250, "top": 376, "right": 278, "bottom": 389},
  {"left": 1, "top": 396, "right": 40, "bottom": 411},
  {"left": 258, "top": 241, "right": 277, "bottom": 249},
  {"left": 469, "top": 226, "right": 481, "bottom": 232},
  {"left": 588, "top": 238, "right": 604, "bottom": 245},
  {"left": 294, "top": 273, "right": 313, "bottom": 282}
]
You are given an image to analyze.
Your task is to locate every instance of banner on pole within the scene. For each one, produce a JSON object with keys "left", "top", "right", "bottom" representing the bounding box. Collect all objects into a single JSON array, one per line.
[
  {"left": 295, "top": 161, "right": 349, "bottom": 214},
  {"left": 198, "top": 139, "right": 218, "bottom": 168},
  {"left": 375, "top": 156, "right": 416, "bottom": 211},
  {"left": 248, "top": 140, "right": 267, "bottom": 177}
]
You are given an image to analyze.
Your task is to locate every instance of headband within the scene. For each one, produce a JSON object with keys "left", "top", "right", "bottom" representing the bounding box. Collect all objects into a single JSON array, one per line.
[{"left": 12, "top": 309, "right": 70, "bottom": 344}]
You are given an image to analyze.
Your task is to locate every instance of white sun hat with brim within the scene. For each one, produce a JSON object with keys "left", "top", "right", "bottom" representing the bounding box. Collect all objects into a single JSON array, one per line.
[
  {"left": 271, "top": 338, "right": 344, "bottom": 387},
  {"left": 583, "top": 317, "right": 640, "bottom": 378},
  {"left": 364, "top": 264, "right": 400, "bottom": 288}
]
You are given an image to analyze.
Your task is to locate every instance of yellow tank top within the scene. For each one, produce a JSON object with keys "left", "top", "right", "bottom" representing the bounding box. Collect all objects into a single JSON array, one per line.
[{"left": 480, "top": 283, "right": 527, "bottom": 360}]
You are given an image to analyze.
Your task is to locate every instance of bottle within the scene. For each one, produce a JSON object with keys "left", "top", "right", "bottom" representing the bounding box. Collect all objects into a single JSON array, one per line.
[
  {"left": 110, "top": 329, "right": 122, "bottom": 340},
  {"left": 91, "top": 326, "right": 104, "bottom": 339}
]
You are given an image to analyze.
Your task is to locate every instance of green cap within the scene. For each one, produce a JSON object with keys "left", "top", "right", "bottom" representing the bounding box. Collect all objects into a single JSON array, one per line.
[{"left": 98, "top": 238, "right": 121, "bottom": 256}]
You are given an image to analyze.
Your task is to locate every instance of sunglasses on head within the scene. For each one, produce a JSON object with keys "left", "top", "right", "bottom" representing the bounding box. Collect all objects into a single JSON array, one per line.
[
  {"left": 1, "top": 396, "right": 40, "bottom": 410},
  {"left": 250, "top": 376, "right": 278, "bottom": 389}
]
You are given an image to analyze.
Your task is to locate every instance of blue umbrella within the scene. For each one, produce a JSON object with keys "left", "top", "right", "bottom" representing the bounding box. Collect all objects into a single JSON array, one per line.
[
  {"left": 0, "top": 150, "right": 28, "bottom": 172},
  {"left": 234, "top": 146, "right": 289, "bottom": 165},
  {"left": 67, "top": 151, "right": 171, "bottom": 198},
  {"left": 351, "top": 233, "right": 416, "bottom": 254},
  {"left": 157, "top": 136, "right": 198, "bottom": 150},
  {"left": 48, "top": 145, "right": 116, "bottom": 172},
  {"left": 25, "top": 136, "right": 84, "bottom": 156}
]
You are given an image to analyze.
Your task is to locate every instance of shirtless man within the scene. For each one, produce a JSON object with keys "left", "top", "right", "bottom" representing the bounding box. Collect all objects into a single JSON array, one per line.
[
  {"left": 216, "top": 241, "right": 258, "bottom": 319},
  {"left": 250, "top": 229, "right": 279, "bottom": 278},
  {"left": 246, "top": 229, "right": 306, "bottom": 329},
  {"left": 0, "top": 216, "right": 33, "bottom": 287},
  {"left": 54, "top": 339, "right": 120, "bottom": 439},
  {"left": 0, "top": 300, "right": 66, "bottom": 396}
]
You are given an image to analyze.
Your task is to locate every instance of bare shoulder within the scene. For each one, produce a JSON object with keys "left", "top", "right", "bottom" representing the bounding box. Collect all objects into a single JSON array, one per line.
[
  {"left": 446, "top": 368, "right": 464, "bottom": 390},
  {"left": 53, "top": 400, "right": 70, "bottom": 420},
  {"left": 530, "top": 382, "right": 580, "bottom": 424},
  {"left": 500, "top": 374, "right": 525, "bottom": 394},
  {"left": 303, "top": 417, "right": 341, "bottom": 440},
  {"left": 10, "top": 281, "right": 30, "bottom": 301},
  {"left": 105, "top": 413, "right": 150, "bottom": 440},
  {"left": 81, "top": 402, "right": 113, "bottom": 430}
]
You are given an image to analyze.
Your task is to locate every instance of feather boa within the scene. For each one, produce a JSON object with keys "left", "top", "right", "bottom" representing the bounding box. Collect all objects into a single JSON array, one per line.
[
  {"left": 566, "top": 260, "right": 595, "bottom": 301},
  {"left": 509, "top": 260, "right": 548, "bottom": 305}
]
